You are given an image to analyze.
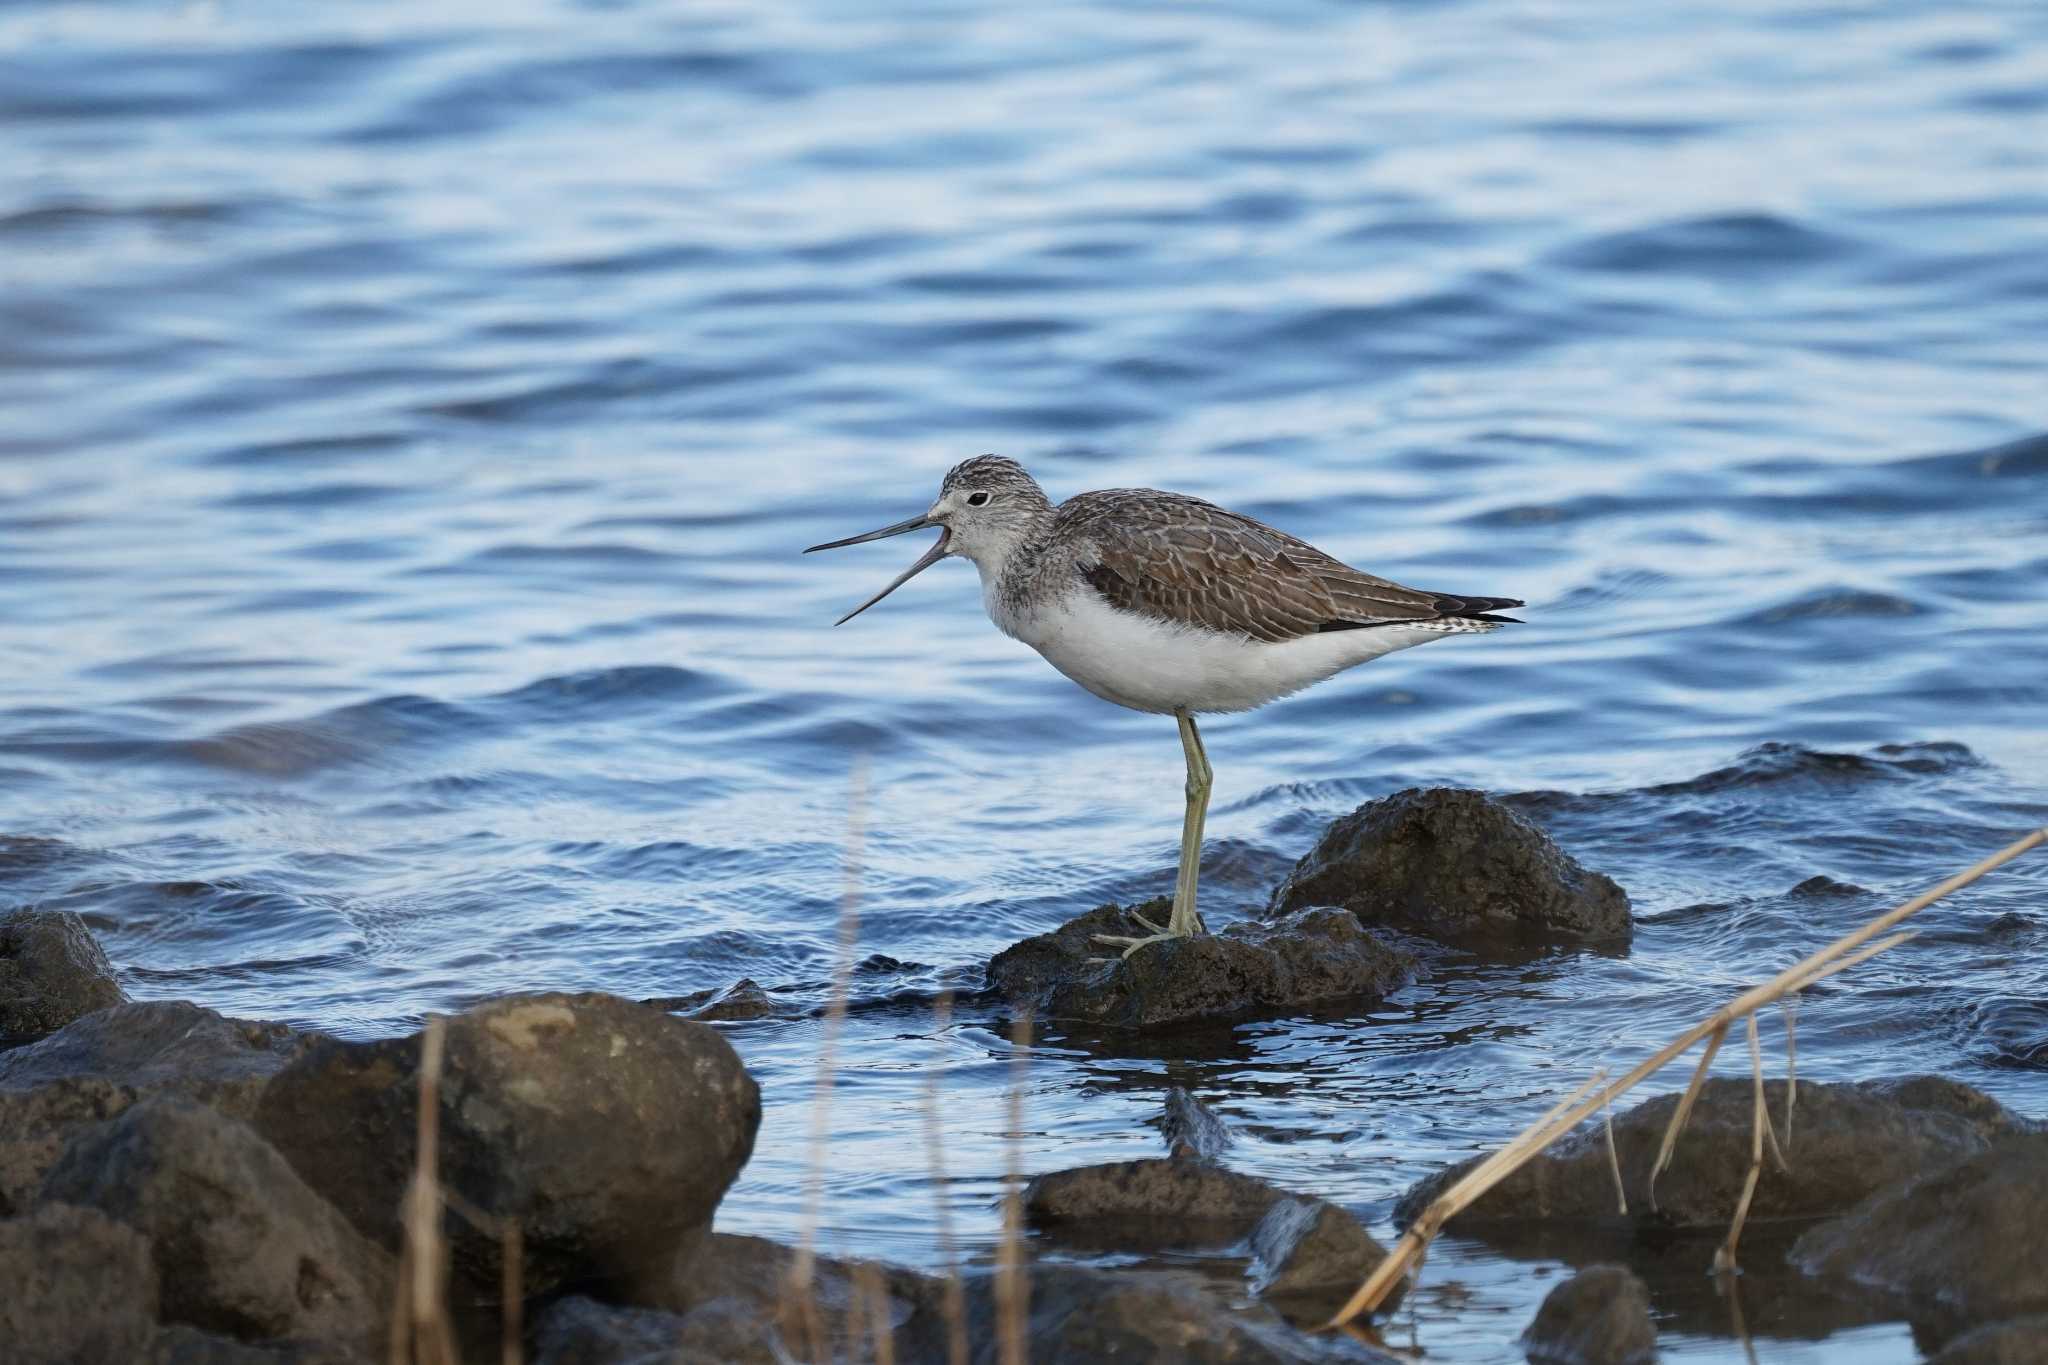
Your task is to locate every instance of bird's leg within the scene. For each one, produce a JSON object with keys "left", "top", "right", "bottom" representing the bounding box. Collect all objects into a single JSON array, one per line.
[{"left": 1094, "top": 708, "right": 1211, "bottom": 958}]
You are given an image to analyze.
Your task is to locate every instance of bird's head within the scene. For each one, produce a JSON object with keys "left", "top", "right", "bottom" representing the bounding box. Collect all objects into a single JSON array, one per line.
[{"left": 805, "top": 455, "right": 1050, "bottom": 624}]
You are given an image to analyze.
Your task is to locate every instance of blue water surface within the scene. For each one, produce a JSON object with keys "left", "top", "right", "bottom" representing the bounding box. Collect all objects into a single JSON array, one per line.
[{"left": 4, "top": 2, "right": 2047, "bottom": 1360}]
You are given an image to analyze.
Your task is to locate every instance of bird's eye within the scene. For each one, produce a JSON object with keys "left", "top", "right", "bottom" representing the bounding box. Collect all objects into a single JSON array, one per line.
[{"left": 966, "top": 491, "right": 991, "bottom": 507}]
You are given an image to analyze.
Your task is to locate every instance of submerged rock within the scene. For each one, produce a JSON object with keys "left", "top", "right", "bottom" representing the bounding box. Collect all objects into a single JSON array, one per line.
[
  {"left": 0, "top": 1000, "right": 305, "bottom": 1214},
  {"left": 1793, "top": 1134, "right": 2048, "bottom": 1332},
  {"left": 1162, "top": 1086, "right": 1233, "bottom": 1161},
  {"left": 1026, "top": 1158, "right": 1401, "bottom": 1318},
  {"left": 1520, "top": 1264, "right": 1656, "bottom": 1365},
  {"left": 145, "top": 1326, "right": 368, "bottom": 1364},
  {"left": 0, "top": 1201, "right": 160, "bottom": 1365},
  {"left": 40, "top": 1097, "right": 394, "bottom": 1349},
  {"left": 0, "top": 908, "right": 125, "bottom": 1038},
  {"left": 256, "top": 991, "right": 760, "bottom": 1300},
  {"left": 1397, "top": 1075, "right": 2025, "bottom": 1232},
  {"left": 678, "top": 977, "right": 780, "bottom": 1022},
  {"left": 1931, "top": 1316, "right": 2048, "bottom": 1365},
  {"left": 1269, "top": 788, "right": 1629, "bottom": 943},
  {"left": 988, "top": 902, "right": 1414, "bottom": 1028}
]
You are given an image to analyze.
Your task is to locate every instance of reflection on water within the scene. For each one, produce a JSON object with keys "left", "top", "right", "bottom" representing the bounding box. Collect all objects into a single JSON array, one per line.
[{"left": 4, "top": 1, "right": 2048, "bottom": 1359}]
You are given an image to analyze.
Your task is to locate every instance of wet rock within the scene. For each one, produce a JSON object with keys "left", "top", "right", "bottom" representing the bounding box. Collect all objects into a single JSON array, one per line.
[
  {"left": 1397, "top": 1075, "right": 2025, "bottom": 1231},
  {"left": 0, "top": 1000, "right": 305, "bottom": 1214},
  {"left": 1931, "top": 1316, "right": 2048, "bottom": 1365},
  {"left": 1521, "top": 1264, "right": 1656, "bottom": 1365},
  {"left": 146, "top": 1325, "right": 368, "bottom": 1364},
  {"left": 0, "top": 998, "right": 304, "bottom": 1116},
  {"left": 1249, "top": 1196, "right": 1393, "bottom": 1318},
  {"left": 1027, "top": 1158, "right": 1401, "bottom": 1317},
  {"left": 533, "top": 1296, "right": 762, "bottom": 1365},
  {"left": 676, "top": 977, "right": 780, "bottom": 1022},
  {"left": 1793, "top": 1134, "right": 2048, "bottom": 1331},
  {"left": 1269, "top": 788, "right": 1630, "bottom": 943},
  {"left": 0, "top": 1201, "right": 160, "bottom": 1365},
  {"left": 988, "top": 902, "right": 1414, "bottom": 1028},
  {"left": 1162, "top": 1085, "right": 1233, "bottom": 1160},
  {"left": 907, "top": 1264, "right": 1398, "bottom": 1364},
  {"left": 0, "top": 908, "right": 126, "bottom": 1038},
  {"left": 256, "top": 991, "right": 760, "bottom": 1300},
  {"left": 40, "top": 1097, "right": 393, "bottom": 1348}
]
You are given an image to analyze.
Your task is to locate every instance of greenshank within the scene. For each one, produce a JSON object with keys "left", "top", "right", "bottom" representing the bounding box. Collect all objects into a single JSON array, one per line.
[{"left": 806, "top": 456, "right": 1522, "bottom": 958}]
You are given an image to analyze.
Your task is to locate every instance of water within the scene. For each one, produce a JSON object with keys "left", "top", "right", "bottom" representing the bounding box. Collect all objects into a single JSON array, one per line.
[{"left": 4, "top": 0, "right": 2047, "bottom": 1358}]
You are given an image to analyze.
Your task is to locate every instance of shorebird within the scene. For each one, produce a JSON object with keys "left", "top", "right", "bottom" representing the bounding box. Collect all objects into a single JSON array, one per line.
[{"left": 806, "top": 456, "right": 1521, "bottom": 957}]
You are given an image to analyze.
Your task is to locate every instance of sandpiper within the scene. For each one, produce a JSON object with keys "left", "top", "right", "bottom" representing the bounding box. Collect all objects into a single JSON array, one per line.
[{"left": 806, "top": 456, "right": 1522, "bottom": 957}]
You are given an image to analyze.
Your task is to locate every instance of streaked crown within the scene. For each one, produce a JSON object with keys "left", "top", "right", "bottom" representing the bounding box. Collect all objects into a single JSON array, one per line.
[{"left": 940, "top": 454, "right": 1042, "bottom": 498}]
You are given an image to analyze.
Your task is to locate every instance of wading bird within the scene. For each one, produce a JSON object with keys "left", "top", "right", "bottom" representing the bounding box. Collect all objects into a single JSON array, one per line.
[{"left": 806, "top": 456, "right": 1521, "bottom": 957}]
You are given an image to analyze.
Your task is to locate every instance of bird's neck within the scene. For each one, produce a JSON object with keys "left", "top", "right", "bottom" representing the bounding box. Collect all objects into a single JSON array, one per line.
[{"left": 967, "top": 504, "right": 1058, "bottom": 630}]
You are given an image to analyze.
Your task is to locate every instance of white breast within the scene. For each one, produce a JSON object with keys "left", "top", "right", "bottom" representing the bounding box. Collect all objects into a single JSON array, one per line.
[{"left": 999, "top": 587, "right": 1463, "bottom": 716}]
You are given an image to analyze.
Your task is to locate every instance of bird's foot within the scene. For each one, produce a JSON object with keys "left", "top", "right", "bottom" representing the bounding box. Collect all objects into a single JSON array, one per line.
[{"left": 1091, "top": 906, "right": 1198, "bottom": 960}]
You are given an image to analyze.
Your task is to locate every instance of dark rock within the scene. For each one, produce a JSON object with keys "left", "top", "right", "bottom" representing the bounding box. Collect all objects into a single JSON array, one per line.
[
  {"left": 1269, "top": 788, "right": 1630, "bottom": 943},
  {"left": 1931, "top": 1317, "right": 2048, "bottom": 1365},
  {"left": 1162, "top": 1086, "right": 1233, "bottom": 1161},
  {"left": 988, "top": 902, "right": 1413, "bottom": 1028},
  {"left": 40, "top": 1097, "right": 393, "bottom": 1348},
  {"left": 0, "top": 1201, "right": 160, "bottom": 1365},
  {"left": 534, "top": 1294, "right": 782, "bottom": 1365},
  {"left": 1521, "top": 1264, "right": 1656, "bottom": 1365},
  {"left": 0, "top": 1000, "right": 304, "bottom": 1215},
  {"left": 1248, "top": 1196, "right": 1394, "bottom": 1319},
  {"left": 0, "top": 908, "right": 125, "bottom": 1038},
  {"left": 0, "top": 998, "right": 304, "bottom": 1116},
  {"left": 1397, "top": 1075, "right": 2025, "bottom": 1231},
  {"left": 1027, "top": 1158, "right": 1401, "bottom": 1317},
  {"left": 679, "top": 978, "right": 780, "bottom": 1022},
  {"left": 146, "top": 1324, "right": 368, "bottom": 1364},
  {"left": 256, "top": 992, "right": 760, "bottom": 1300},
  {"left": 1794, "top": 1134, "right": 2048, "bottom": 1331},
  {"left": 905, "top": 1264, "right": 1399, "bottom": 1364}
]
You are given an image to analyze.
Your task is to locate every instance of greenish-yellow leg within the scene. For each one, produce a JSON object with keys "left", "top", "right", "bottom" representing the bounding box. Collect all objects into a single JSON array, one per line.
[{"left": 1094, "top": 708, "right": 1212, "bottom": 957}]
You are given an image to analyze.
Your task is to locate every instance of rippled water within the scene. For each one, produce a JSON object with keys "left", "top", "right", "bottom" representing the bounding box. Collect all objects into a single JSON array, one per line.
[{"left": 5, "top": 1, "right": 2047, "bottom": 1359}]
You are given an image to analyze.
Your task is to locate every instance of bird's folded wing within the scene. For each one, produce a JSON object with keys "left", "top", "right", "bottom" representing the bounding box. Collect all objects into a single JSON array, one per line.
[{"left": 1068, "top": 491, "right": 1445, "bottom": 643}]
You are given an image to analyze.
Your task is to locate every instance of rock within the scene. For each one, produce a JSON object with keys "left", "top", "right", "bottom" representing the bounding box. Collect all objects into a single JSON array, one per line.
[
  {"left": 1397, "top": 1075, "right": 2026, "bottom": 1231},
  {"left": 146, "top": 1325, "right": 368, "bottom": 1363},
  {"left": 1268, "top": 788, "right": 1630, "bottom": 943},
  {"left": 681, "top": 978, "right": 779, "bottom": 1022},
  {"left": 1931, "top": 1317, "right": 2048, "bottom": 1365},
  {"left": 0, "top": 1000, "right": 307, "bottom": 1215},
  {"left": 0, "top": 999, "right": 304, "bottom": 1117},
  {"left": 256, "top": 992, "right": 761, "bottom": 1299},
  {"left": 1249, "top": 1197, "right": 1393, "bottom": 1319},
  {"left": 0, "top": 908, "right": 125, "bottom": 1038},
  {"left": 904, "top": 1264, "right": 1399, "bottom": 1364},
  {"left": 0, "top": 1201, "right": 160, "bottom": 1365},
  {"left": 1793, "top": 1134, "right": 2048, "bottom": 1332},
  {"left": 1026, "top": 1158, "right": 1401, "bottom": 1317},
  {"left": 39, "top": 1097, "right": 393, "bottom": 1349},
  {"left": 988, "top": 903, "right": 1414, "bottom": 1028},
  {"left": 1162, "top": 1086, "right": 1233, "bottom": 1161},
  {"left": 1520, "top": 1264, "right": 1656, "bottom": 1365},
  {"left": 533, "top": 1295, "right": 782, "bottom": 1365}
]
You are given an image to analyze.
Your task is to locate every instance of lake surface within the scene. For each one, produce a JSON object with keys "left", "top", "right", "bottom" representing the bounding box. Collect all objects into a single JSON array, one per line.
[{"left": 4, "top": 1, "right": 2046, "bottom": 1359}]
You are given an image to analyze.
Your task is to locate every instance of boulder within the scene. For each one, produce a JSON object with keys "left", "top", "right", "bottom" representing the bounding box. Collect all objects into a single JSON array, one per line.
[
  {"left": 1397, "top": 1076, "right": 2025, "bottom": 1231},
  {"left": 1931, "top": 1317, "right": 2048, "bottom": 1365},
  {"left": 0, "top": 1000, "right": 305, "bottom": 1214},
  {"left": 146, "top": 1325, "right": 368, "bottom": 1363},
  {"left": 0, "top": 908, "right": 125, "bottom": 1038},
  {"left": 1520, "top": 1264, "right": 1656, "bottom": 1365},
  {"left": 0, "top": 1201, "right": 160, "bottom": 1365},
  {"left": 39, "top": 1097, "right": 393, "bottom": 1349},
  {"left": 1025, "top": 1158, "right": 1401, "bottom": 1317},
  {"left": 1793, "top": 1134, "right": 2048, "bottom": 1332},
  {"left": 988, "top": 903, "right": 1413, "bottom": 1028},
  {"left": 256, "top": 992, "right": 760, "bottom": 1299},
  {"left": 1269, "top": 788, "right": 1629, "bottom": 943}
]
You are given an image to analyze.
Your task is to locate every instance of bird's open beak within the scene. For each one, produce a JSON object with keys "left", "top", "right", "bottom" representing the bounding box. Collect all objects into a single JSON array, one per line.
[{"left": 804, "top": 514, "right": 950, "bottom": 625}]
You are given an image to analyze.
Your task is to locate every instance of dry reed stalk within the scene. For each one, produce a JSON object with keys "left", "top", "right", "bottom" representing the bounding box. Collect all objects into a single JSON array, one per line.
[
  {"left": 1648, "top": 1022, "right": 1724, "bottom": 1210},
  {"left": 1749, "top": 1014, "right": 1789, "bottom": 1174},
  {"left": 853, "top": 1260, "right": 897, "bottom": 1365},
  {"left": 499, "top": 1219, "right": 523, "bottom": 1365},
  {"left": 783, "top": 759, "right": 870, "bottom": 1362},
  {"left": 392, "top": 1017, "right": 459, "bottom": 1365},
  {"left": 1328, "top": 825, "right": 2048, "bottom": 1328},
  {"left": 1601, "top": 1096, "right": 1627, "bottom": 1215},
  {"left": 1781, "top": 997, "right": 1799, "bottom": 1146},
  {"left": 995, "top": 1008, "right": 1033, "bottom": 1365},
  {"left": 919, "top": 991, "right": 970, "bottom": 1365}
]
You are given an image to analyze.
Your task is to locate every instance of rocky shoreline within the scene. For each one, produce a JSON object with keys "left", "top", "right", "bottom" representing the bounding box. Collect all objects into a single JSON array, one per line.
[{"left": 5, "top": 788, "right": 2044, "bottom": 1363}]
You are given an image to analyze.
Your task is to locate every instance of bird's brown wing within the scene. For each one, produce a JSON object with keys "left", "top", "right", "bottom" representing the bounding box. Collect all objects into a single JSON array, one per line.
[{"left": 1061, "top": 490, "right": 1515, "bottom": 643}]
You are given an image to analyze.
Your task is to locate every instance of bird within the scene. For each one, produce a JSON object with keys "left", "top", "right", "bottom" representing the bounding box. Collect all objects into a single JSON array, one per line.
[{"left": 805, "top": 456, "right": 1522, "bottom": 958}]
